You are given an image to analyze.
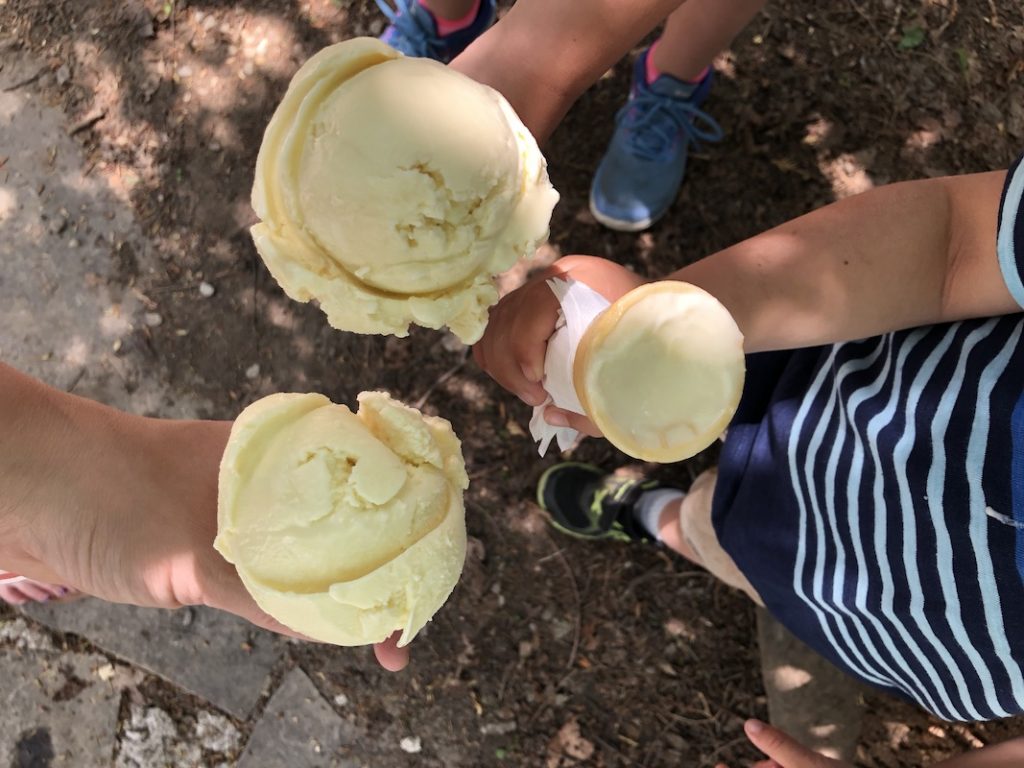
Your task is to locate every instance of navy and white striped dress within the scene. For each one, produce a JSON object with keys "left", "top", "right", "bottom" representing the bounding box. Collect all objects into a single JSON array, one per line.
[{"left": 712, "top": 154, "right": 1024, "bottom": 722}]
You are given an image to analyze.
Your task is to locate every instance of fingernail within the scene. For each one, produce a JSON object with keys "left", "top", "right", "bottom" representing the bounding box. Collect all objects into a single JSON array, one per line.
[
  {"left": 745, "top": 719, "right": 765, "bottom": 735},
  {"left": 520, "top": 362, "right": 540, "bottom": 383},
  {"left": 58, "top": 587, "right": 69, "bottom": 596},
  {"left": 546, "top": 411, "right": 568, "bottom": 427}
]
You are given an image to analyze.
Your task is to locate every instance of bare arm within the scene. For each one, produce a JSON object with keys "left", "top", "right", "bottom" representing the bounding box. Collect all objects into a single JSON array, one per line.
[
  {"left": 449, "top": 0, "right": 682, "bottom": 142},
  {"left": 0, "top": 363, "right": 409, "bottom": 670},
  {"left": 476, "top": 170, "right": 1018, "bottom": 414},
  {"left": 673, "top": 171, "right": 1016, "bottom": 353}
]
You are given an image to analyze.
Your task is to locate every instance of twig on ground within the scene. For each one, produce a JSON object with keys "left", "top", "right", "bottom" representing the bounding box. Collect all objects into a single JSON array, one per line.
[
  {"left": 495, "top": 659, "right": 517, "bottom": 706},
  {"left": 3, "top": 67, "right": 45, "bottom": 92},
  {"left": 413, "top": 350, "right": 469, "bottom": 410},
  {"left": 666, "top": 710, "right": 718, "bottom": 726},
  {"left": 700, "top": 736, "right": 750, "bottom": 767},
  {"left": 933, "top": 0, "right": 959, "bottom": 39},
  {"left": 545, "top": 536, "right": 582, "bottom": 671},
  {"left": 535, "top": 547, "right": 566, "bottom": 565},
  {"left": 68, "top": 110, "right": 106, "bottom": 136},
  {"left": 848, "top": 0, "right": 896, "bottom": 56},
  {"left": 986, "top": 0, "right": 1001, "bottom": 28},
  {"left": 885, "top": 1, "right": 904, "bottom": 38},
  {"left": 622, "top": 565, "right": 714, "bottom": 598},
  {"left": 65, "top": 368, "right": 85, "bottom": 393},
  {"left": 593, "top": 735, "right": 642, "bottom": 767}
]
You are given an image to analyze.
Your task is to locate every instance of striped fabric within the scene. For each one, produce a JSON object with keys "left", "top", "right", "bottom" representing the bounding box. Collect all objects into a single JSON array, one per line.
[{"left": 713, "top": 154, "right": 1024, "bottom": 721}]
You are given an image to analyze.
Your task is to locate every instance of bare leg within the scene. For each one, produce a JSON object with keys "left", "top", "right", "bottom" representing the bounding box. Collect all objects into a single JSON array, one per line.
[
  {"left": 421, "top": 0, "right": 477, "bottom": 20},
  {"left": 654, "top": 0, "right": 768, "bottom": 81},
  {"left": 655, "top": 498, "right": 699, "bottom": 560},
  {"left": 656, "top": 469, "right": 763, "bottom": 603}
]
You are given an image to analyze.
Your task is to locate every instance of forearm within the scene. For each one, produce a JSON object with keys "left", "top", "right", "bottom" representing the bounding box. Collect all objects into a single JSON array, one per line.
[
  {"left": 0, "top": 364, "right": 76, "bottom": 556},
  {"left": 450, "top": 0, "right": 681, "bottom": 142},
  {"left": 671, "top": 172, "right": 1016, "bottom": 353},
  {"left": 0, "top": 363, "right": 134, "bottom": 570},
  {"left": 0, "top": 364, "right": 146, "bottom": 573}
]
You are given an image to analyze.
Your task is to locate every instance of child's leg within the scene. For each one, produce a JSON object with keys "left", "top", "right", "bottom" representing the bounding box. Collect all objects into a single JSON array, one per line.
[
  {"left": 656, "top": 472, "right": 863, "bottom": 763},
  {"left": 589, "top": 0, "right": 767, "bottom": 232},
  {"left": 653, "top": 468, "right": 764, "bottom": 604},
  {"left": 653, "top": 0, "right": 768, "bottom": 82}
]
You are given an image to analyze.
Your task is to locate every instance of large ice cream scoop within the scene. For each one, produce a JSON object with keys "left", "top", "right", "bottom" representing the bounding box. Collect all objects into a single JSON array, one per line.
[
  {"left": 215, "top": 391, "right": 468, "bottom": 647},
  {"left": 251, "top": 37, "right": 559, "bottom": 344},
  {"left": 572, "top": 281, "right": 745, "bottom": 463}
]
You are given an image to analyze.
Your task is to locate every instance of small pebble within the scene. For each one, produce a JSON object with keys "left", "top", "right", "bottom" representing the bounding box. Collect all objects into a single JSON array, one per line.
[
  {"left": 144, "top": 312, "right": 163, "bottom": 327},
  {"left": 96, "top": 663, "right": 116, "bottom": 681},
  {"left": 245, "top": 363, "right": 260, "bottom": 380},
  {"left": 480, "top": 721, "right": 517, "bottom": 736},
  {"left": 333, "top": 693, "right": 349, "bottom": 707},
  {"left": 198, "top": 281, "right": 215, "bottom": 298},
  {"left": 399, "top": 737, "right": 422, "bottom": 754}
]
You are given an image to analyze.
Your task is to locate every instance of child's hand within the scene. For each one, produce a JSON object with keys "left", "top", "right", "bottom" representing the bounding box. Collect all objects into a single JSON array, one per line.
[
  {"left": 718, "top": 719, "right": 1024, "bottom": 768},
  {"left": 715, "top": 719, "right": 851, "bottom": 768},
  {"left": 474, "top": 255, "right": 646, "bottom": 410}
]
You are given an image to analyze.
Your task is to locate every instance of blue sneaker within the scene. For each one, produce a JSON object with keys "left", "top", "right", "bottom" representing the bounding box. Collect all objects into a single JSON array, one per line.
[
  {"left": 375, "top": 0, "right": 496, "bottom": 63},
  {"left": 590, "top": 48, "right": 724, "bottom": 232}
]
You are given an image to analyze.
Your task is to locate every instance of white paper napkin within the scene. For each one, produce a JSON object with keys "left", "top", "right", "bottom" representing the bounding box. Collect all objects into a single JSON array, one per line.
[{"left": 530, "top": 278, "right": 611, "bottom": 455}]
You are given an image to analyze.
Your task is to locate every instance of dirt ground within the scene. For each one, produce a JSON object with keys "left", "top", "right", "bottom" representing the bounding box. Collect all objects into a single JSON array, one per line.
[{"left": 1, "top": 0, "right": 1023, "bottom": 765}]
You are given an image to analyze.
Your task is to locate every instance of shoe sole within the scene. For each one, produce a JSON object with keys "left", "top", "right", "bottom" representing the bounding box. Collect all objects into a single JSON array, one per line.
[{"left": 588, "top": 196, "right": 655, "bottom": 233}]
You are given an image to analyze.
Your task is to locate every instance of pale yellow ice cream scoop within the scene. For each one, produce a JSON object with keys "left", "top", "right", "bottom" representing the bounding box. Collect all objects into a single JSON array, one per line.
[
  {"left": 251, "top": 37, "right": 559, "bottom": 344},
  {"left": 215, "top": 391, "right": 468, "bottom": 647},
  {"left": 573, "top": 281, "right": 745, "bottom": 463}
]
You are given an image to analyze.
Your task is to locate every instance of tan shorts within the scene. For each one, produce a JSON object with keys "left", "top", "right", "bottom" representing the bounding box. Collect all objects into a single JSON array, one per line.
[{"left": 678, "top": 468, "right": 763, "bottom": 606}]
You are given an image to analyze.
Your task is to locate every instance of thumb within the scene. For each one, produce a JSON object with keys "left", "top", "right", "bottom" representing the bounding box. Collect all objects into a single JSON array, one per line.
[
  {"left": 745, "top": 720, "right": 835, "bottom": 768},
  {"left": 198, "top": 561, "right": 313, "bottom": 641},
  {"left": 373, "top": 631, "right": 410, "bottom": 672}
]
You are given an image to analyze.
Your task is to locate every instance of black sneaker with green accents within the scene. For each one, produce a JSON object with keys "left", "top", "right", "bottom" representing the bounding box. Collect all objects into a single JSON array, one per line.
[{"left": 537, "top": 462, "right": 676, "bottom": 543}]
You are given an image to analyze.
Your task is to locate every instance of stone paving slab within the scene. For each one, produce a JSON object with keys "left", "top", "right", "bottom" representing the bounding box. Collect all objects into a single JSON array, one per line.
[
  {"left": 240, "top": 668, "right": 360, "bottom": 768},
  {"left": 23, "top": 600, "right": 285, "bottom": 719},
  {"left": 0, "top": 46, "right": 211, "bottom": 417},
  {"left": 0, "top": 618, "right": 120, "bottom": 768}
]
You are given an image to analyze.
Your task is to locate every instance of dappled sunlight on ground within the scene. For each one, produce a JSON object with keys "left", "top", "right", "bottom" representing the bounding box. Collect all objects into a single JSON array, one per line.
[{"left": 2, "top": 0, "right": 1024, "bottom": 764}]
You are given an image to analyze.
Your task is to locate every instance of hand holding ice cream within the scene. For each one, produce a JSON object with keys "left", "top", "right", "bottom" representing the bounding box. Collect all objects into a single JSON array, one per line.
[
  {"left": 475, "top": 256, "right": 745, "bottom": 462},
  {"left": 215, "top": 391, "right": 468, "bottom": 647},
  {"left": 251, "top": 38, "right": 558, "bottom": 344}
]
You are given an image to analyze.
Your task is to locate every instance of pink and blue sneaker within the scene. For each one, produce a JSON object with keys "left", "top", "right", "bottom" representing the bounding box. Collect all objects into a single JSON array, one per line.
[
  {"left": 590, "top": 47, "right": 724, "bottom": 232},
  {"left": 375, "top": 0, "right": 496, "bottom": 63}
]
